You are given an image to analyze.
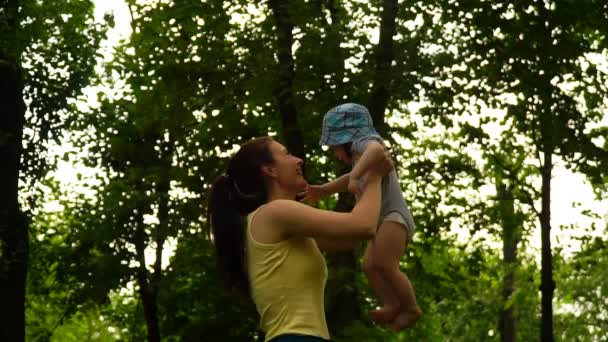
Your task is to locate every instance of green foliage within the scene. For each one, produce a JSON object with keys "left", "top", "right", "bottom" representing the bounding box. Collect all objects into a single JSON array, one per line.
[
  {"left": 2, "top": 0, "right": 108, "bottom": 187},
  {"left": 158, "top": 233, "right": 260, "bottom": 341},
  {"left": 555, "top": 237, "right": 608, "bottom": 340},
  {"left": 419, "top": 1, "right": 608, "bottom": 339}
]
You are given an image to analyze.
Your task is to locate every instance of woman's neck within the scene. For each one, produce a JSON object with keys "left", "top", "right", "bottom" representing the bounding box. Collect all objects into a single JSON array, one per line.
[{"left": 267, "top": 184, "right": 297, "bottom": 202}]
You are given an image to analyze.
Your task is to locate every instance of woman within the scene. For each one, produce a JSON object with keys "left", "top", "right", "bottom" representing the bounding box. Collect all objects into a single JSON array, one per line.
[{"left": 207, "top": 136, "right": 392, "bottom": 342}]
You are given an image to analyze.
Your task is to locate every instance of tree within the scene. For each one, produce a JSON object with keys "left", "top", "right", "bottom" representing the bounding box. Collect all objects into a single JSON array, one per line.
[
  {"left": 425, "top": 1, "right": 608, "bottom": 340},
  {"left": 0, "top": 30, "right": 28, "bottom": 342},
  {"left": 0, "top": 1, "right": 104, "bottom": 340}
]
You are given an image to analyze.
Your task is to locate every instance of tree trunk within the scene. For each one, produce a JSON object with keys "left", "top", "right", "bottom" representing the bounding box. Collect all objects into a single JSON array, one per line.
[
  {"left": 152, "top": 140, "right": 171, "bottom": 295},
  {"left": 367, "top": 0, "right": 398, "bottom": 134},
  {"left": 317, "top": 0, "right": 346, "bottom": 100},
  {"left": 134, "top": 211, "right": 161, "bottom": 342},
  {"left": 0, "top": 55, "right": 28, "bottom": 342},
  {"left": 540, "top": 149, "right": 554, "bottom": 342},
  {"left": 537, "top": 1, "right": 555, "bottom": 339},
  {"left": 268, "top": 0, "right": 305, "bottom": 160},
  {"left": 497, "top": 184, "right": 518, "bottom": 342},
  {"left": 138, "top": 282, "right": 160, "bottom": 342},
  {"left": 325, "top": 190, "right": 362, "bottom": 331}
]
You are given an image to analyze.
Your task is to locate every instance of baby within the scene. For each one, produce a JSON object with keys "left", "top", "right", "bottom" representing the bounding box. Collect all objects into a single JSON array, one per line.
[{"left": 302, "top": 103, "right": 421, "bottom": 331}]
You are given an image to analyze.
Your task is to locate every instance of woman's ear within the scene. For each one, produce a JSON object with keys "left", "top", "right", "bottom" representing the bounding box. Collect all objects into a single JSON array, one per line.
[{"left": 261, "top": 165, "right": 277, "bottom": 179}]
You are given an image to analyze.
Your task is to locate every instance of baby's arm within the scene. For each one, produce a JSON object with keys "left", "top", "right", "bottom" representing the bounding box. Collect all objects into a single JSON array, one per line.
[
  {"left": 322, "top": 173, "right": 350, "bottom": 194},
  {"left": 300, "top": 173, "right": 350, "bottom": 203}
]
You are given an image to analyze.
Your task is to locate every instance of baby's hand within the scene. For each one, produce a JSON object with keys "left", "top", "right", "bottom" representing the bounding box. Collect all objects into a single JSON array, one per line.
[
  {"left": 347, "top": 176, "right": 361, "bottom": 197},
  {"left": 298, "top": 184, "right": 327, "bottom": 204}
]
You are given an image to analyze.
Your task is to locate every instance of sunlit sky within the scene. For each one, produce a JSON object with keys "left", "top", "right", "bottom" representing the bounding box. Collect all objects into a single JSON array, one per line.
[{"left": 46, "top": 0, "right": 607, "bottom": 264}]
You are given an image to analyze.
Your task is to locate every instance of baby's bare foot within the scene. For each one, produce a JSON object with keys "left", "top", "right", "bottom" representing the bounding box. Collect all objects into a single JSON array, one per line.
[
  {"left": 369, "top": 305, "right": 400, "bottom": 324},
  {"left": 390, "top": 306, "right": 422, "bottom": 332}
]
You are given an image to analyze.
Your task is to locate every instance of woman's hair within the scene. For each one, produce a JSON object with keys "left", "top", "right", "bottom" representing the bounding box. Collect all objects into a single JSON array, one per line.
[{"left": 207, "top": 136, "right": 275, "bottom": 296}]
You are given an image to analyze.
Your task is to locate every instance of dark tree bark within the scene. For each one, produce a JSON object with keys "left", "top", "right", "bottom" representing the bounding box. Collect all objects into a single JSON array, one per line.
[
  {"left": 268, "top": 0, "right": 305, "bottom": 160},
  {"left": 1, "top": 3, "right": 28, "bottom": 337},
  {"left": 539, "top": 143, "right": 554, "bottom": 342},
  {"left": 367, "top": 0, "right": 398, "bottom": 135},
  {"left": 325, "top": 189, "right": 362, "bottom": 331},
  {"left": 537, "top": 2, "right": 555, "bottom": 340},
  {"left": 134, "top": 210, "right": 161, "bottom": 342},
  {"left": 131, "top": 132, "right": 174, "bottom": 342},
  {"left": 0, "top": 55, "right": 28, "bottom": 342},
  {"left": 497, "top": 184, "right": 518, "bottom": 342}
]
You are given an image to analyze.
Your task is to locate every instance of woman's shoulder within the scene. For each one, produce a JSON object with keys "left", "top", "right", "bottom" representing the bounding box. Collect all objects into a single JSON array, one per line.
[
  {"left": 252, "top": 200, "right": 310, "bottom": 241},
  {"left": 249, "top": 202, "right": 290, "bottom": 244},
  {"left": 257, "top": 199, "right": 317, "bottom": 226},
  {"left": 256, "top": 199, "right": 336, "bottom": 236},
  {"left": 260, "top": 199, "right": 300, "bottom": 215}
]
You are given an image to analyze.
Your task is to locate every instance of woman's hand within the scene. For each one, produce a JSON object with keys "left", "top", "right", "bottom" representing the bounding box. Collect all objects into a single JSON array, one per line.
[
  {"left": 367, "top": 148, "right": 394, "bottom": 180},
  {"left": 347, "top": 176, "right": 361, "bottom": 197}
]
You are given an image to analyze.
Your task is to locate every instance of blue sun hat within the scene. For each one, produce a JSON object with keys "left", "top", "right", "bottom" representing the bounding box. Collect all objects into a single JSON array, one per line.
[{"left": 319, "top": 103, "right": 380, "bottom": 146}]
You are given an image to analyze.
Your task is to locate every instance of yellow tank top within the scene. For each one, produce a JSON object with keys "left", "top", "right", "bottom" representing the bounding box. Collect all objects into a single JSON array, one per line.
[{"left": 246, "top": 208, "right": 330, "bottom": 341}]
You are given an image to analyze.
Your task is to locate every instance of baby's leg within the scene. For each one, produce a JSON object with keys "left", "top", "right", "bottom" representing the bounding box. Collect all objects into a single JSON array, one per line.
[
  {"left": 373, "top": 219, "right": 421, "bottom": 331},
  {"left": 362, "top": 240, "right": 400, "bottom": 324}
]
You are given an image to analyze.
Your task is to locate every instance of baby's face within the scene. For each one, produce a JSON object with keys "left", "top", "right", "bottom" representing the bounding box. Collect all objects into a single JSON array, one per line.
[{"left": 333, "top": 145, "right": 352, "bottom": 164}]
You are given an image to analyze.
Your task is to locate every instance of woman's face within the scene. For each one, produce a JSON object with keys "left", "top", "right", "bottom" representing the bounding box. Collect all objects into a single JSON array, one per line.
[
  {"left": 266, "top": 140, "right": 307, "bottom": 192},
  {"left": 333, "top": 145, "right": 352, "bottom": 164}
]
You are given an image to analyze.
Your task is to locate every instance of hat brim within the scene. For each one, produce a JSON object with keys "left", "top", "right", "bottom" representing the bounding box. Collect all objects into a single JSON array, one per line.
[{"left": 319, "top": 127, "right": 379, "bottom": 146}]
